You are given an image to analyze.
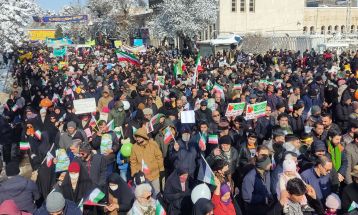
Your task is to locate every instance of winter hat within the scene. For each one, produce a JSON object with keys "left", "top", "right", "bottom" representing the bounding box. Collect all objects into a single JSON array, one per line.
[
  {"left": 67, "top": 121, "right": 77, "bottom": 129},
  {"left": 283, "top": 159, "right": 296, "bottom": 172},
  {"left": 325, "top": 193, "right": 341, "bottom": 209},
  {"left": 134, "top": 128, "right": 149, "bottom": 140},
  {"left": 313, "top": 140, "right": 326, "bottom": 152},
  {"left": 311, "top": 105, "right": 321, "bottom": 116},
  {"left": 219, "top": 135, "right": 232, "bottom": 145},
  {"left": 68, "top": 162, "right": 80, "bottom": 173},
  {"left": 5, "top": 160, "right": 20, "bottom": 177},
  {"left": 133, "top": 171, "right": 147, "bottom": 186},
  {"left": 46, "top": 192, "right": 66, "bottom": 213},
  {"left": 220, "top": 183, "right": 231, "bottom": 196}
]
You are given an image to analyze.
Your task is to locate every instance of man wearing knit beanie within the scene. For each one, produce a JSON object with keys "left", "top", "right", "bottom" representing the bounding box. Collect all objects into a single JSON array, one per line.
[{"left": 35, "top": 191, "right": 82, "bottom": 214}]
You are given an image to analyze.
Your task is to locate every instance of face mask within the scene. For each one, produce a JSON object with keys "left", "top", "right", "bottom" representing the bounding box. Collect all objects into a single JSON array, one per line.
[
  {"left": 182, "top": 134, "right": 190, "bottom": 142},
  {"left": 69, "top": 173, "right": 79, "bottom": 180},
  {"left": 109, "top": 184, "right": 118, "bottom": 191},
  {"left": 118, "top": 108, "right": 123, "bottom": 112}
]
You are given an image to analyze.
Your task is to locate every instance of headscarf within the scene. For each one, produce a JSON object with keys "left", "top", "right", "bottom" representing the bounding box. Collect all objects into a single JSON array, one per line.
[
  {"left": 220, "top": 183, "right": 231, "bottom": 205},
  {"left": 108, "top": 173, "right": 135, "bottom": 213},
  {"left": 192, "top": 198, "right": 214, "bottom": 215}
]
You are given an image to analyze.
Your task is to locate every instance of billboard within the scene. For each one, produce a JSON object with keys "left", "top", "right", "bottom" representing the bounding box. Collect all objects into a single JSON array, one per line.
[{"left": 33, "top": 15, "right": 88, "bottom": 23}]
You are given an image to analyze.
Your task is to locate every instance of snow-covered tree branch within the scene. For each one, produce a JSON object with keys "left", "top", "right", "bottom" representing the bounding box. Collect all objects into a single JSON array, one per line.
[
  {"left": 0, "top": 0, "right": 40, "bottom": 52},
  {"left": 149, "top": 0, "right": 218, "bottom": 39}
]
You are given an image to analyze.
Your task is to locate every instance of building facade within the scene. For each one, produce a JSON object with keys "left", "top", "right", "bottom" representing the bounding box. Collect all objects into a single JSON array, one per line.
[{"left": 212, "top": 0, "right": 358, "bottom": 39}]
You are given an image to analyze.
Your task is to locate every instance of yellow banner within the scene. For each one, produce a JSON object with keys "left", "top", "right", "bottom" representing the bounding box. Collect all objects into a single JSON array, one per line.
[
  {"left": 85, "top": 40, "right": 96, "bottom": 46},
  {"left": 29, "top": 29, "right": 56, "bottom": 41}
]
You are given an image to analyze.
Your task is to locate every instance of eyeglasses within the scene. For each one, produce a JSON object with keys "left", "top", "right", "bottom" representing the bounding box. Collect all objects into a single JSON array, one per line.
[{"left": 213, "top": 115, "right": 220, "bottom": 117}]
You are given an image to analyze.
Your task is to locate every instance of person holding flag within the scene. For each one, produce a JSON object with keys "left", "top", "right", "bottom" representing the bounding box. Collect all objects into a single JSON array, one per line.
[
  {"left": 342, "top": 165, "right": 358, "bottom": 213},
  {"left": 130, "top": 128, "right": 164, "bottom": 195}
]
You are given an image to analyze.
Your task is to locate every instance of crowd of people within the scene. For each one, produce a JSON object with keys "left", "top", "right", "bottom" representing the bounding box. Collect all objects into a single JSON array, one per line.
[{"left": 0, "top": 43, "right": 358, "bottom": 215}]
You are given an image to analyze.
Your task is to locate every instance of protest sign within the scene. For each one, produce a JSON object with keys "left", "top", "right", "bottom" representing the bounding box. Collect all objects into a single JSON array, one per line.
[
  {"left": 225, "top": 102, "right": 245, "bottom": 117},
  {"left": 180, "top": 110, "right": 195, "bottom": 124},
  {"left": 114, "top": 40, "right": 122, "bottom": 48},
  {"left": 73, "top": 98, "right": 96, "bottom": 115},
  {"left": 55, "top": 149, "right": 70, "bottom": 172},
  {"left": 100, "top": 133, "right": 113, "bottom": 154},
  {"left": 245, "top": 101, "right": 267, "bottom": 120}
]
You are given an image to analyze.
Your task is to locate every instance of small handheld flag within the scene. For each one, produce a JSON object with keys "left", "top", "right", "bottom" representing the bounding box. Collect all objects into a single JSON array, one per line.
[
  {"left": 84, "top": 188, "right": 105, "bottom": 205},
  {"left": 46, "top": 152, "right": 54, "bottom": 167},
  {"left": 208, "top": 134, "right": 219, "bottom": 144},
  {"left": 34, "top": 130, "right": 42, "bottom": 140},
  {"left": 142, "top": 159, "right": 150, "bottom": 175},
  {"left": 155, "top": 200, "right": 167, "bottom": 215},
  {"left": 197, "top": 154, "right": 216, "bottom": 186},
  {"left": 19, "top": 142, "right": 30, "bottom": 150},
  {"left": 163, "top": 127, "right": 174, "bottom": 144},
  {"left": 349, "top": 201, "right": 358, "bottom": 212},
  {"left": 198, "top": 133, "right": 206, "bottom": 149}
]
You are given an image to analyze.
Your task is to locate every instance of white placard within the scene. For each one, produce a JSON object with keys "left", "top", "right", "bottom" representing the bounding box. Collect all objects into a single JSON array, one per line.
[
  {"left": 180, "top": 110, "right": 195, "bottom": 124},
  {"left": 99, "top": 112, "right": 108, "bottom": 122},
  {"left": 73, "top": 98, "right": 96, "bottom": 115}
]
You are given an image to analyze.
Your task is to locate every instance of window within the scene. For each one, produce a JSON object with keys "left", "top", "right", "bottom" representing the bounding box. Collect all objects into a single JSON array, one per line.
[
  {"left": 232, "top": 0, "right": 237, "bottom": 12},
  {"left": 240, "top": 0, "right": 245, "bottom": 12},
  {"left": 303, "top": 26, "right": 308, "bottom": 34},
  {"left": 310, "top": 26, "right": 315, "bottom": 35},
  {"left": 351, "top": 25, "right": 355, "bottom": 33},
  {"left": 327, "top": 25, "right": 332, "bottom": 34},
  {"left": 249, "top": 0, "right": 255, "bottom": 12},
  {"left": 341, "top": 25, "right": 345, "bottom": 33},
  {"left": 334, "top": 25, "right": 339, "bottom": 32},
  {"left": 321, "top": 26, "right": 325, "bottom": 34}
]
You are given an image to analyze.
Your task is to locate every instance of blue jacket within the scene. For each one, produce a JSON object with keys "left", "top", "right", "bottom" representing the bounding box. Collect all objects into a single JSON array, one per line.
[
  {"left": 34, "top": 200, "right": 82, "bottom": 215},
  {"left": 0, "top": 176, "right": 40, "bottom": 213},
  {"left": 301, "top": 167, "right": 331, "bottom": 201},
  {"left": 242, "top": 168, "right": 272, "bottom": 205}
]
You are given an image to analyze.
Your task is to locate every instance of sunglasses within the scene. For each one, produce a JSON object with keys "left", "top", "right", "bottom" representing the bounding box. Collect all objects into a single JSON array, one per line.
[{"left": 141, "top": 195, "right": 151, "bottom": 200}]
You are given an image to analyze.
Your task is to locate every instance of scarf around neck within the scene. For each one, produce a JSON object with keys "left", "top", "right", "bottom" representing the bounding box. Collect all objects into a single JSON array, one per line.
[
  {"left": 327, "top": 141, "right": 343, "bottom": 171},
  {"left": 283, "top": 200, "right": 303, "bottom": 215}
]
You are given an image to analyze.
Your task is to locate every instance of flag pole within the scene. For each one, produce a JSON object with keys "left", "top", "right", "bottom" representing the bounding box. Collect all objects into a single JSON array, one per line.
[{"left": 200, "top": 153, "right": 215, "bottom": 176}]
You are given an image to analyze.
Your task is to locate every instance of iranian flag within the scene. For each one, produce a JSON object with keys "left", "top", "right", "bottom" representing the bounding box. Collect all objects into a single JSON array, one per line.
[
  {"left": 132, "top": 126, "right": 138, "bottom": 135},
  {"left": 89, "top": 114, "right": 97, "bottom": 128},
  {"left": 155, "top": 76, "right": 165, "bottom": 87},
  {"left": 212, "top": 83, "right": 225, "bottom": 99},
  {"left": 116, "top": 51, "right": 140, "bottom": 66},
  {"left": 198, "top": 133, "right": 206, "bottom": 149},
  {"left": 142, "top": 159, "right": 150, "bottom": 174},
  {"left": 232, "top": 84, "right": 242, "bottom": 90},
  {"left": 84, "top": 188, "right": 105, "bottom": 205},
  {"left": 106, "top": 120, "right": 115, "bottom": 131},
  {"left": 174, "top": 58, "right": 184, "bottom": 78},
  {"left": 163, "top": 127, "right": 173, "bottom": 144},
  {"left": 156, "top": 200, "right": 167, "bottom": 215},
  {"left": 19, "top": 142, "right": 30, "bottom": 150},
  {"left": 349, "top": 201, "right": 358, "bottom": 212},
  {"left": 11, "top": 104, "right": 19, "bottom": 112},
  {"left": 198, "top": 154, "right": 216, "bottom": 186},
  {"left": 208, "top": 134, "right": 219, "bottom": 144},
  {"left": 148, "top": 113, "right": 165, "bottom": 133},
  {"left": 46, "top": 152, "right": 54, "bottom": 167},
  {"left": 34, "top": 130, "right": 42, "bottom": 140},
  {"left": 192, "top": 53, "right": 202, "bottom": 86}
]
